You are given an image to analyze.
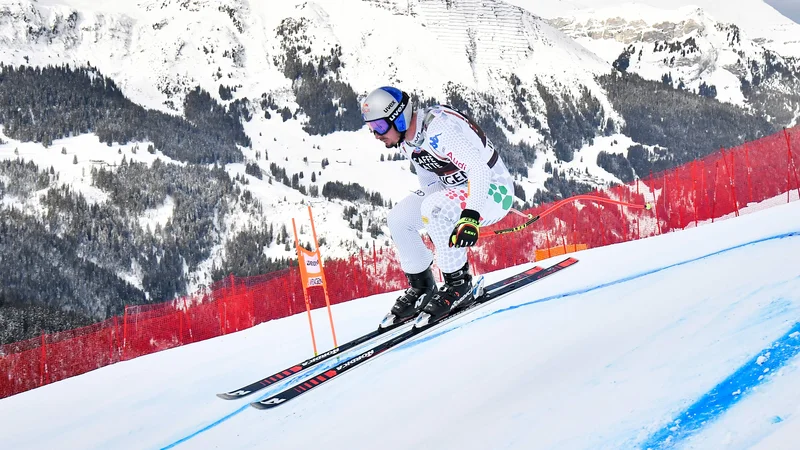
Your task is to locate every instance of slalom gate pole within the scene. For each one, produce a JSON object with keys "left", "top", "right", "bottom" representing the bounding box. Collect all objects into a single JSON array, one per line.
[
  {"left": 308, "top": 206, "right": 338, "bottom": 347},
  {"left": 292, "top": 218, "right": 318, "bottom": 356}
]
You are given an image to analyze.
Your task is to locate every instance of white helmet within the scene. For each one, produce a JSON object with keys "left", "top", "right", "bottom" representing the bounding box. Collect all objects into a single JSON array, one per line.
[{"left": 361, "top": 86, "right": 413, "bottom": 135}]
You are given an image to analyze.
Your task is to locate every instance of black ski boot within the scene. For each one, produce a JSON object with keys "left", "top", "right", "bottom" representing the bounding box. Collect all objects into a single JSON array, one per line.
[
  {"left": 380, "top": 266, "right": 437, "bottom": 328},
  {"left": 419, "top": 262, "right": 474, "bottom": 325}
]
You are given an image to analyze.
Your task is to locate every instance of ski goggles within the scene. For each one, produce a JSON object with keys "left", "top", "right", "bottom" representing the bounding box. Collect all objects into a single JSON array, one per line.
[{"left": 366, "top": 118, "right": 392, "bottom": 136}]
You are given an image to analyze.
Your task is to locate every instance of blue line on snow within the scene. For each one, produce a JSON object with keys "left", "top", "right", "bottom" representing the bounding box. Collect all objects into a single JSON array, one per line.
[
  {"left": 640, "top": 322, "right": 800, "bottom": 450},
  {"left": 160, "top": 404, "right": 251, "bottom": 450},
  {"left": 159, "top": 231, "right": 799, "bottom": 449},
  {"left": 398, "top": 231, "right": 800, "bottom": 351}
]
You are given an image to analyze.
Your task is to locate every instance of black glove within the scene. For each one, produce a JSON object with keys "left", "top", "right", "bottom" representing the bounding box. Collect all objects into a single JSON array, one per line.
[{"left": 449, "top": 209, "right": 481, "bottom": 248}]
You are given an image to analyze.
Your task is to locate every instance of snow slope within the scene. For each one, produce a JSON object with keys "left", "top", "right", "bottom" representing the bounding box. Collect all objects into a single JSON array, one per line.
[{"left": 0, "top": 197, "right": 798, "bottom": 449}]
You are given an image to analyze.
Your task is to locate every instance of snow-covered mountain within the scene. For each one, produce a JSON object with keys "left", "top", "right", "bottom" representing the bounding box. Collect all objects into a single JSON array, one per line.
[
  {"left": 0, "top": 0, "right": 605, "bottom": 112},
  {"left": 506, "top": 0, "right": 800, "bottom": 58},
  {"left": 0, "top": 0, "right": 624, "bottom": 197},
  {"left": 0, "top": 0, "right": 616, "bottom": 273},
  {"left": 545, "top": 3, "right": 800, "bottom": 126},
  {"left": 0, "top": 0, "right": 793, "bottom": 310}
]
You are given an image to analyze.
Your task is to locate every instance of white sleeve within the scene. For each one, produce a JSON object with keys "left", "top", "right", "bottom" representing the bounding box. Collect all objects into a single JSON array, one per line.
[
  {"left": 415, "top": 162, "right": 441, "bottom": 194},
  {"left": 402, "top": 140, "right": 443, "bottom": 194},
  {"left": 428, "top": 118, "right": 494, "bottom": 214}
]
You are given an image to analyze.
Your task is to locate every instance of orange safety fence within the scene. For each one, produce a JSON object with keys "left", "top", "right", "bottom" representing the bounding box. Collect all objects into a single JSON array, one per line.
[
  {"left": 2, "top": 126, "right": 798, "bottom": 398},
  {"left": 535, "top": 244, "right": 588, "bottom": 261}
]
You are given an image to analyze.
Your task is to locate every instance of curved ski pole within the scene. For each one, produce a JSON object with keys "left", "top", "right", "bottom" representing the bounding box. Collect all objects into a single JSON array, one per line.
[
  {"left": 480, "top": 194, "right": 653, "bottom": 237},
  {"left": 480, "top": 212, "right": 540, "bottom": 237}
]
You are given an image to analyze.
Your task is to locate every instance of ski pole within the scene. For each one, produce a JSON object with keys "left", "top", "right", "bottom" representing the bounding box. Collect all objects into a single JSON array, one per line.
[{"left": 480, "top": 194, "right": 653, "bottom": 237}]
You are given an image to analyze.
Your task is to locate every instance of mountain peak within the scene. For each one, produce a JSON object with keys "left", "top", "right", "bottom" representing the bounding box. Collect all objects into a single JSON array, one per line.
[{"left": 505, "top": 0, "right": 800, "bottom": 57}]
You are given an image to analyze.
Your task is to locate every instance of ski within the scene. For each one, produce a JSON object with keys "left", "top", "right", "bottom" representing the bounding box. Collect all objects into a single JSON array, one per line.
[
  {"left": 216, "top": 317, "right": 414, "bottom": 400},
  {"left": 250, "top": 257, "right": 578, "bottom": 410}
]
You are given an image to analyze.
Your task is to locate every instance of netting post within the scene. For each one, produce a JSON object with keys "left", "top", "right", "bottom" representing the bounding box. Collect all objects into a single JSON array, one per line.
[
  {"left": 785, "top": 128, "right": 800, "bottom": 201},
  {"left": 600, "top": 209, "right": 607, "bottom": 246},
  {"left": 700, "top": 161, "right": 707, "bottom": 219},
  {"left": 108, "top": 320, "right": 114, "bottom": 363},
  {"left": 122, "top": 306, "right": 128, "bottom": 361},
  {"left": 178, "top": 305, "right": 184, "bottom": 346},
  {"left": 691, "top": 161, "right": 699, "bottom": 227},
  {"left": 662, "top": 172, "right": 669, "bottom": 231},
  {"left": 217, "top": 293, "right": 226, "bottom": 336},
  {"left": 617, "top": 191, "right": 627, "bottom": 242},
  {"left": 113, "top": 316, "right": 119, "bottom": 362},
  {"left": 571, "top": 203, "right": 579, "bottom": 248},
  {"left": 720, "top": 148, "right": 739, "bottom": 217},
  {"left": 649, "top": 171, "right": 662, "bottom": 235},
  {"left": 636, "top": 179, "right": 641, "bottom": 238},
  {"left": 39, "top": 333, "right": 47, "bottom": 387},
  {"left": 372, "top": 241, "right": 377, "bottom": 276},
  {"left": 359, "top": 248, "right": 368, "bottom": 296},
  {"left": 711, "top": 161, "right": 719, "bottom": 223},
  {"left": 744, "top": 143, "right": 753, "bottom": 205},
  {"left": 730, "top": 150, "right": 740, "bottom": 216},
  {"left": 673, "top": 169, "right": 683, "bottom": 228},
  {"left": 284, "top": 277, "right": 292, "bottom": 317},
  {"left": 545, "top": 233, "right": 552, "bottom": 259}
]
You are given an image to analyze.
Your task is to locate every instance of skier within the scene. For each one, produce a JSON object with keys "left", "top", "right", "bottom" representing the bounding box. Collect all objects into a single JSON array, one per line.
[{"left": 360, "top": 86, "right": 516, "bottom": 326}]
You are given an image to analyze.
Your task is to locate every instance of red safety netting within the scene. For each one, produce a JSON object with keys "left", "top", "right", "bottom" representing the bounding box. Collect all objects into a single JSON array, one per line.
[{"left": 2, "top": 126, "right": 798, "bottom": 399}]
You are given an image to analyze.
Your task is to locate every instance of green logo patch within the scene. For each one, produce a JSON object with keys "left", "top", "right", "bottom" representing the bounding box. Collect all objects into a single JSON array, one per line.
[{"left": 488, "top": 184, "right": 513, "bottom": 210}]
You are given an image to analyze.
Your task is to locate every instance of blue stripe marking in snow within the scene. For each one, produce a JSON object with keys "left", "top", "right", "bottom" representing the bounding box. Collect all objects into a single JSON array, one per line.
[
  {"left": 398, "top": 231, "right": 800, "bottom": 351},
  {"left": 159, "top": 231, "right": 799, "bottom": 449},
  {"left": 640, "top": 322, "right": 800, "bottom": 450},
  {"left": 160, "top": 404, "right": 251, "bottom": 450}
]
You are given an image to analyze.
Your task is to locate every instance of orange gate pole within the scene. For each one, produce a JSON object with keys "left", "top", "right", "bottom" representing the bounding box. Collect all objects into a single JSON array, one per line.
[
  {"left": 308, "top": 206, "right": 338, "bottom": 347},
  {"left": 292, "top": 218, "right": 318, "bottom": 356}
]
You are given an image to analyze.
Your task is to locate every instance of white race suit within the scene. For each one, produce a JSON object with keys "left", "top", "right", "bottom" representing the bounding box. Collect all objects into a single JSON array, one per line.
[{"left": 388, "top": 105, "right": 515, "bottom": 274}]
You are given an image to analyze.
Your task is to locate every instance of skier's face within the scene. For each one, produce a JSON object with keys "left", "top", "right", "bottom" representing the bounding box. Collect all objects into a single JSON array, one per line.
[{"left": 373, "top": 126, "right": 401, "bottom": 148}]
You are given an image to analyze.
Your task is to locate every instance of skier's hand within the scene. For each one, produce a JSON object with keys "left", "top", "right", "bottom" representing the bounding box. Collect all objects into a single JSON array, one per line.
[{"left": 449, "top": 209, "right": 481, "bottom": 248}]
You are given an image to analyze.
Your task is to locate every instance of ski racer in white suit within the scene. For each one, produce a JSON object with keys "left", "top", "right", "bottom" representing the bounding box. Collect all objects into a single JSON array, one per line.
[{"left": 361, "top": 86, "right": 515, "bottom": 325}]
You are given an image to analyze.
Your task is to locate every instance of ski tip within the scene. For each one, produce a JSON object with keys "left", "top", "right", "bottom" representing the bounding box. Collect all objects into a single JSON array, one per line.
[
  {"left": 216, "top": 389, "right": 253, "bottom": 400},
  {"left": 558, "top": 257, "right": 579, "bottom": 268},
  {"left": 250, "top": 396, "right": 289, "bottom": 410}
]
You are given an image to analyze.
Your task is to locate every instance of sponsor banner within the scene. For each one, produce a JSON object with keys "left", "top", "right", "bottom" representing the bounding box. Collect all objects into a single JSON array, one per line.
[{"left": 298, "top": 246, "right": 325, "bottom": 288}]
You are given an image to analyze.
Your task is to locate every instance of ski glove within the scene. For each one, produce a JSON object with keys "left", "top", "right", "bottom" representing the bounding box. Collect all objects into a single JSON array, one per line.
[{"left": 449, "top": 209, "right": 481, "bottom": 248}]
